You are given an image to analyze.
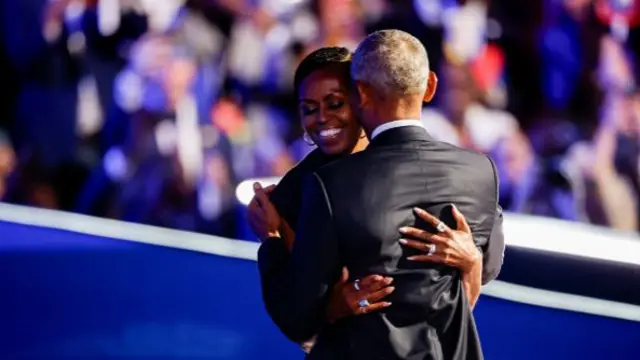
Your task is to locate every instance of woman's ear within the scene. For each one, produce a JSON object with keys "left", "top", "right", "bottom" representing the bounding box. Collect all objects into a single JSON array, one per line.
[{"left": 423, "top": 71, "right": 438, "bottom": 103}]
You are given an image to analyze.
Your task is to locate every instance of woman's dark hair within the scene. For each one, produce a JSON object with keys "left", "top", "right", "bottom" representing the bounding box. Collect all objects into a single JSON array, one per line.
[{"left": 293, "top": 46, "right": 352, "bottom": 96}]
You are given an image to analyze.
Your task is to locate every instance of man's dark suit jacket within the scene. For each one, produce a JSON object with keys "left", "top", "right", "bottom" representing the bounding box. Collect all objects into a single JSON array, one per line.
[{"left": 258, "top": 126, "right": 505, "bottom": 360}]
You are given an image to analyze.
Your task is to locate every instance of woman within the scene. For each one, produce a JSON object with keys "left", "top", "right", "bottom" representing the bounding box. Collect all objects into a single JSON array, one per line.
[{"left": 247, "top": 47, "right": 482, "bottom": 347}]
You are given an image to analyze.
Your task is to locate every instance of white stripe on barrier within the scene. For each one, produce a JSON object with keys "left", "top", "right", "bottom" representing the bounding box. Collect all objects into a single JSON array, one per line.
[
  {"left": 0, "top": 202, "right": 257, "bottom": 261},
  {"left": 481, "top": 281, "right": 640, "bottom": 322},
  {"left": 0, "top": 202, "right": 638, "bottom": 322}
]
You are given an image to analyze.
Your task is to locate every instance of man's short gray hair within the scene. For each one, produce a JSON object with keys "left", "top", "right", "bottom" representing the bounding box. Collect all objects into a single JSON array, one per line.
[{"left": 351, "top": 30, "right": 429, "bottom": 97}]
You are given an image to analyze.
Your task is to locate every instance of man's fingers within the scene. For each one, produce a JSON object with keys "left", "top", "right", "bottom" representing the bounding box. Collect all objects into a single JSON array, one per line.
[{"left": 452, "top": 205, "right": 471, "bottom": 233}]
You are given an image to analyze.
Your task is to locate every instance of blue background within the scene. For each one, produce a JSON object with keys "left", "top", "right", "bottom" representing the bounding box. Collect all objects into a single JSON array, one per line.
[{"left": 1, "top": 220, "right": 639, "bottom": 359}]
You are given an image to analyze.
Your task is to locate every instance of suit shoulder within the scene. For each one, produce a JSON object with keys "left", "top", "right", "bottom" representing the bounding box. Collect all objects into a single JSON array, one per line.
[
  {"left": 437, "top": 142, "right": 497, "bottom": 176},
  {"left": 313, "top": 150, "right": 370, "bottom": 181}
]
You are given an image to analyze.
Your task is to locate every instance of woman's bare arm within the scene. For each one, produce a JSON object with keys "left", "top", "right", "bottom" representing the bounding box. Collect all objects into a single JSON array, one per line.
[{"left": 462, "top": 258, "right": 482, "bottom": 309}]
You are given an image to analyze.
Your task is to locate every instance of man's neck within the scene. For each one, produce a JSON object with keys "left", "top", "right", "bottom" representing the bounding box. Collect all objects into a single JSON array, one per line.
[
  {"left": 364, "top": 96, "right": 423, "bottom": 132},
  {"left": 364, "top": 111, "right": 423, "bottom": 139}
]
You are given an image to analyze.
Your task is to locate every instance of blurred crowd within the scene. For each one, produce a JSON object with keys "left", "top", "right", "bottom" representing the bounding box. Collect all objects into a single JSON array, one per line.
[{"left": 0, "top": 0, "right": 639, "bottom": 240}]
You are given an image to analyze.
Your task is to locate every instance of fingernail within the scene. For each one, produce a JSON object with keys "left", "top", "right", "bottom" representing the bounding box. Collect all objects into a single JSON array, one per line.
[
  {"left": 388, "top": 286, "right": 396, "bottom": 292},
  {"left": 385, "top": 277, "right": 394, "bottom": 284},
  {"left": 451, "top": 204, "right": 458, "bottom": 213},
  {"left": 399, "top": 227, "right": 408, "bottom": 234},
  {"left": 407, "top": 256, "right": 417, "bottom": 261},
  {"left": 398, "top": 238, "right": 408, "bottom": 244},
  {"left": 383, "top": 302, "right": 392, "bottom": 307},
  {"left": 253, "top": 182, "right": 261, "bottom": 190},
  {"left": 413, "top": 207, "right": 422, "bottom": 213}
]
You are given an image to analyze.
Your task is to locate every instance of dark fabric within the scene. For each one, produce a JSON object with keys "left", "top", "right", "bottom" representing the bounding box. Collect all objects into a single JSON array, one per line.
[
  {"left": 269, "top": 149, "right": 340, "bottom": 231},
  {"left": 259, "top": 126, "right": 505, "bottom": 359}
]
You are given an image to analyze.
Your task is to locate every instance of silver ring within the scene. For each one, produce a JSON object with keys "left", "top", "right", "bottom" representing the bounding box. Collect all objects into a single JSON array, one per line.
[
  {"left": 436, "top": 221, "right": 447, "bottom": 233},
  {"left": 427, "top": 244, "right": 436, "bottom": 256},
  {"left": 358, "top": 299, "right": 370, "bottom": 308},
  {"left": 354, "top": 279, "right": 361, "bottom": 291}
]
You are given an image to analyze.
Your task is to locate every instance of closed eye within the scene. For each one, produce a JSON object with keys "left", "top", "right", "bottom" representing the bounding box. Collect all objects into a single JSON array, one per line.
[
  {"left": 327, "top": 100, "right": 344, "bottom": 109},
  {"left": 301, "top": 105, "right": 318, "bottom": 116}
]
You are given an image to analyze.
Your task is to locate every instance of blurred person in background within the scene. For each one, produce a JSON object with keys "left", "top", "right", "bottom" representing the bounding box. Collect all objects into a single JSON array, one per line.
[
  {"left": 77, "top": 26, "right": 239, "bottom": 235},
  {"left": 564, "top": 34, "right": 640, "bottom": 232},
  {"left": 1, "top": 0, "right": 85, "bottom": 177},
  {"left": 366, "top": 0, "right": 447, "bottom": 75},
  {"left": 491, "top": 123, "right": 585, "bottom": 221},
  {"left": 540, "top": 0, "right": 605, "bottom": 127},
  {"left": 308, "top": 0, "right": 364, "bottom": 50},
  {"left": 0, "top": 132, "right": 16, "bottom": 200},
  {"left": 420, "top": 1, "right": 520, "bottom": 153},
  {"left": 210, "top": 96, "right": 294, "bottom": 179},
  {"left": 421, "top": 60, "right": 519, "bottom": 152}
]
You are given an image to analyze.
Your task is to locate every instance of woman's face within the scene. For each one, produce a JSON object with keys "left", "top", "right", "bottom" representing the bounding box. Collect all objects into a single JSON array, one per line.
[{"left": 298, "top": 66, "right": 362, "bottom": 155}]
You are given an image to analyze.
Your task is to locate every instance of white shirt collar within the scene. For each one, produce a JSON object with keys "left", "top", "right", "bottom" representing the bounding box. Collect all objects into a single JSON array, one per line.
[{"left": 370, "top": 119, "right": 425, "bottom": 140}]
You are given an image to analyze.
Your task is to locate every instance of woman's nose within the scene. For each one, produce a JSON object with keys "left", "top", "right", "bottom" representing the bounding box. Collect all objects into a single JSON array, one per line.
[{"left": 317, "top": 109, "right": 330, "bottom": 124}]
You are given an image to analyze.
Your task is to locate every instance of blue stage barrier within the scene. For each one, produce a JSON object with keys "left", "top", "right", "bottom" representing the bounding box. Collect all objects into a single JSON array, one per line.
[{"left": 1, "top": 204, "right": 639, "bottom": 359}]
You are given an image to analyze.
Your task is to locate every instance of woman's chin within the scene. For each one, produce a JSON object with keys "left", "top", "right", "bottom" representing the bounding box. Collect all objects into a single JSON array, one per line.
[{"left": 318, "top": 140, "right": 349, "bottom": 156}]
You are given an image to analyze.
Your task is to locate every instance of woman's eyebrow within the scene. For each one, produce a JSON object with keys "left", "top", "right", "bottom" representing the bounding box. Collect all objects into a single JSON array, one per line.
[{"left": 299, "top": 90, "right": 345, "bottom": 104}]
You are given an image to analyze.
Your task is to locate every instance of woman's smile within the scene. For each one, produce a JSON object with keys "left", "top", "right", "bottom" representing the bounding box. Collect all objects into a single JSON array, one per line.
[{"left": 318, "top": 128, "right": 344, "bottom": 139}]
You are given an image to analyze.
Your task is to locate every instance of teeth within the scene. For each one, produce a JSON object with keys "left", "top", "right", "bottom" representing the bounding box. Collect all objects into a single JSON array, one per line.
[{"left": 319, "top": 129, "right": 342, "bottom": 138}]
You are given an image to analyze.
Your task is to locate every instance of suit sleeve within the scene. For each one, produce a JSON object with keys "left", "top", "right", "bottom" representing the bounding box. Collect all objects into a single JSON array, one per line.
[
  {"left": 481, "top": 156, "right": 506, "bottom": 284},
  {"left": 481, "top": 206, "right": 505, "bottom": 284},
  {"left": 257, "top": 172, "right": 341, "bottom": 343}
]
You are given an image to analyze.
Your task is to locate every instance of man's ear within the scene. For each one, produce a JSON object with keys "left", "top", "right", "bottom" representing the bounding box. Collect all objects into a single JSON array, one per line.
[
  {"left": 355, "top": 81, "right": 371, "bottom": 107},
  {"left": 423, "top": 71, "right": 438, "bottom": 103}
]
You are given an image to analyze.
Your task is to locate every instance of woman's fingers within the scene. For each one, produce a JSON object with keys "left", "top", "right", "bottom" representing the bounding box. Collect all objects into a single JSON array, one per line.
[
  {"left": 451, "top": 205, "right": 471, "bottom": 233},
  {"left": 355, "top": 287, "right": 395, "bottom": 315},
  {"left": 360, "top": 274, "right": 392, "bottom": 288},
  {"left": 359, "top": 301, "right": 392, "bottom": 314},
  {"left": 253, "top": 182, "right": 269, "bottom": 207},
  {"left": 413, "top": 207, "right": 453, "bottom": 235},
  {"left": 346, "top": 275, "right": 395, "bottom": 315},
  {"left": 398, "top": 238, "right": 434, "bottom": 252},
  {"left": 412, "top": 207, "right": 456, "bottom": 237},
  {"left": 399, "top": 227, "right": 449, "bottom": 243},
  {"left": 264, "top": 184, "right": 277, "bottom": 194},
  {"left": 366, "top": 286, "right": 395, "bottom": 303},
  {"left": 407, "top": 254, "right": 446, "bottom": 264},
  {"left": 339, "top": 267, "right": 349, "bottom": 283}
]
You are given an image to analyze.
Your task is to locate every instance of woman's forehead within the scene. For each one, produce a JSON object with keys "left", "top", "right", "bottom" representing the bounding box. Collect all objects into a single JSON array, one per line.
[{"left": 299, "top": 72, "right": 349, "bottom": 98}]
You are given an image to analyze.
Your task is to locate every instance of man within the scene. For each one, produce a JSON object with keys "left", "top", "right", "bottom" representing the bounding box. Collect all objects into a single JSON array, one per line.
[{"left": 258, "top": 30, "right": 504, "bottom": 359}]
